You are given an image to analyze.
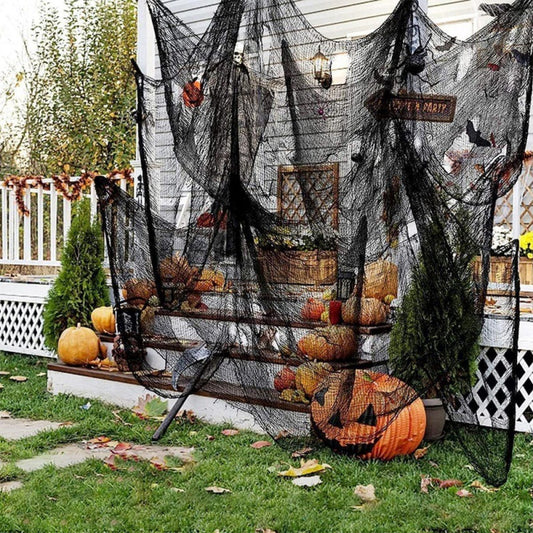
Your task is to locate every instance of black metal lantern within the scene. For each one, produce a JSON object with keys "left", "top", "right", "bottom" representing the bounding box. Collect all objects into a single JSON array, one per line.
[
  {"left": 337, "top": 270, "right": 355, "bottom": 301},
  {"left": 311, "top": 46, "right": 332, "bottom": 89}
]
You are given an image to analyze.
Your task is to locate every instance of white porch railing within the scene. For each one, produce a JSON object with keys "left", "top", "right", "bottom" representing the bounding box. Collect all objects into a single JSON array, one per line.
[{"left": 0, "top": 177, "right": 129, "bottom": 267}]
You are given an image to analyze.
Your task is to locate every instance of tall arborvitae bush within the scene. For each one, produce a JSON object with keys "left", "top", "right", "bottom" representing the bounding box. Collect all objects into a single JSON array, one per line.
[{"left": 43, "top": 198, "right": 109, "bottom": 350}]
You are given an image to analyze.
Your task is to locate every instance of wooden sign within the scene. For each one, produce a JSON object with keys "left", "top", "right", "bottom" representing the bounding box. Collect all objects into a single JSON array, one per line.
[{"left": 365, "top": 89, "right": 457, "bottom": 123}]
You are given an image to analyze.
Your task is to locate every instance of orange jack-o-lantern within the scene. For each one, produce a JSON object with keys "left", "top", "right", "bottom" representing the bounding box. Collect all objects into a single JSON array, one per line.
[
  {"left": 311, "top": 370, "right": 426, "bottom": 460},
  {"left": 182, "top": 80, "right": 204, "bottom": 108}
]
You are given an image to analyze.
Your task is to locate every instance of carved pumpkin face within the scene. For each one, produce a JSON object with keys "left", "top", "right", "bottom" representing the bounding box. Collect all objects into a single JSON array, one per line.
[
  {"left": 182, "top": 80, "right": 204, "bottom": 108},
  {"left": 311, "top": 370, "right": 426, "bottom": 460}
]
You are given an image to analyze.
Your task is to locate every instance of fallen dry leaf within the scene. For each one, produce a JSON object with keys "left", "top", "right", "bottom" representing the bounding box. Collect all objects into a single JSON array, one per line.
[
  {"left": 251, "top": 440, "right": 272, "bottom": 449},
  {"left": 471, "top": 480, "right": 499, "bottom": 493},
  {"left": 291, "top": 447, "right": 313, "bottom": 459},
  {"left": 205, "top": 486, "right": 231, "bottom": 494},
  {"left": 170, "top": 487, "right": 185, "bottom": 493},
  {"left": 420, "top": 475, "right": 434, "bottom": 494},
  {"left": 177, "top": 409, "right": 197, "bottom": 424},
  {"left": 0, "top": 410, "right": 10, "bottom": 418},
  {"left": 439, "top": 479, "right": 463, "bottom": 489},
  {"left": 292, "top": 475, "right": 322, "bottom": 487},
  {"left": 0, "top": 371, "right": 10, "bottom": 376},
  {"left": 132, "top": 394, "right": 167, "bottom": 419},
  {"left": 255, "top": 529, "right": 277, "bottom": 533},
  {"left": 104, "top": 454, "right": 118, "bottom": 470},
  {"left": 112, "top": 410, "right": 132, "bottom": 427},
  {"left": 112, "top": 442, "right": 132, "bottom": 454},
  {"left": 351, "top": 505, "right": 365, "bottom": 511},
  {"left": 274, "top": 430, "right": 291, "bottom": 440},
  {"left": 278, "top": 459, "right": 331, "bottom": 477},
  {"left": 87, "top": 436, "right": 111, "bottom": 446},
  {"left": 456, "top": 489, "right": 473, "bottom": 498},
  {"left": 36, "top": 372, "right": 46, "bottom": 377},
  {"left": 58, "top": 421, "right": 74, "bottom": 427},
  {"left": 221, "top": 429, "right": 239, "bottom": 436},
  {"left": 429, "top": 460, "right": 439, "bottom": 468},
  {"left": 150, "top": 457, "right": 168, "bottom": 471},
  {"left": 354, "top": 484, "right": 376, "bottom": 503},
  {"left": 9, "top": 375, "right": 27, "bottom": 382},
  {"left": 206, "top": 435, "right": 215, "bottom": 441},
  {"left": 47, "top": 496, "right": 58, "bottom": 501},
  {"left": 413, "top": 446, "right": 430, "bottom": 460}
]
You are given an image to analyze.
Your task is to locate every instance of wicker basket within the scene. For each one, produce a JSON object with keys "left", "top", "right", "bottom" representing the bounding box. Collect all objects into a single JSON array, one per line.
[
  {"left": 257, "top": 250, "right": 337, "bottom": 285},
  {"left": 472, "top": 256, "right": 533, "bottom": 285}
]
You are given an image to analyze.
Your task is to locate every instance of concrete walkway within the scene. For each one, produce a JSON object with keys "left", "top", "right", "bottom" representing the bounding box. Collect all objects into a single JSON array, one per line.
[{"left": 0, "top": 416, "right": 195, "bottom": 492}]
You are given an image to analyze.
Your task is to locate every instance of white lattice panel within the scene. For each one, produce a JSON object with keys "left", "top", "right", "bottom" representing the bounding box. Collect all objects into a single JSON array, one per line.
[
  {"left": 451, "top": 346, "right": 533, "bottom": 433},
  {"left": 0, "top": 282, "right": 53, "bottom": 358}
]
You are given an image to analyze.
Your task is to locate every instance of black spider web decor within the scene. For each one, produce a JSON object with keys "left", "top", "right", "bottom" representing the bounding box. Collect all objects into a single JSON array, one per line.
[{"left": 96, "top": 0, "right": 533, "bottom": 486}]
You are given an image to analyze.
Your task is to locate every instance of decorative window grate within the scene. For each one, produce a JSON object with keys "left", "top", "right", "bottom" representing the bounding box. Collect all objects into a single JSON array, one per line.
[{"left": 277, "top": 163, "right": 339, "bottom": 229}]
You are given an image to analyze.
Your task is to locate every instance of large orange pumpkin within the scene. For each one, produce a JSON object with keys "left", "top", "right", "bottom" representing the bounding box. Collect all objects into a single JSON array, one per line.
[
  {"left": 341, "top": 296, "right": 387, "bottom": 326},
  {"left": 91, "top": 306, "right": 116, "bottom": 334},
  {"left": 362, "top": 260, "right": 398, "bottom": 301},
  {"left": 298, "top": 326, "right": 357, "bottom": 361},
  {"left": 182, "top": 80, "right": 204, "bottom": 108},
  {"left": 57, "top": 323, "right": 100, "bottom": 366},
  {"left": 311, "top": 370, "right": 426, "bottom": 460}
]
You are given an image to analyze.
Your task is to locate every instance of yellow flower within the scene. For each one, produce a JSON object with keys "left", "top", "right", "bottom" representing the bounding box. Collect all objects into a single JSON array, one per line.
[
  {"left": 528, "top": 253, "right": 533, "bottom": 259},
  {"left": 520, "top": 231, "right": 533, "bottom": 252}
]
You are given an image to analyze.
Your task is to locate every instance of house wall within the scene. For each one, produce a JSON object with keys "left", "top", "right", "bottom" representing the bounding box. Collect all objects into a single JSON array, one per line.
[{"left": 144, "top": 0, "right": 525, "bottom": 224}]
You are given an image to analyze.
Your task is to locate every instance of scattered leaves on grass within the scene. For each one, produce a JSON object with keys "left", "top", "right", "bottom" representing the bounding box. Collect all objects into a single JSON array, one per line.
[
  {"left": 9, "top": 375, "right": 27, "bottom": 382},
  {"left": 221, "top": 429, "right": 239, "bottom": 436},
  {"left": 278, "top": 459, "right": 331, "bottom": 477},
  {"left": 0, "top": 410, "right": 10, "bottom": 418},
  {"left": 421, "top": 475, "right": 464, "bottom": 493},
  {"left": 413, "top": 446, "right": 430, "bottom": 459},
  {"left": 88, "top": 436, "right": 111, "bottom": 446},
  {"left": 58, "top": 421, "right": 74, "bottom": 427},
  {"left": 170, "top": 487, "right": 185, "bottom": 493},
  {"left": 291, "top": 447, "right": 313, "bottom": 458},
  {"left": 0, "top": 371, "right": 10, "bottom": 376},
  {"left": 456, "top": 489, "right": 473, "bottom": 498},
  {"left": 354, "top": 484, "right": 376, "bottom": 503},
  {"left": 251, "top": 440, "right": 272, "bottom": 449},
  {"left": 132, "top": 394, "right": 167, "bottom": 420},
  {"left": 36, "top": 372, "right": 46, "bottom": 377},
  {"left": 205, "top": 486, "right": 231, "bottom": 494},
  {"left": 112, "top": 410, "right": 132, "bottom": 426},
  {"left": 150, "top": 457, "right": 167, "bottom": 471},
  {"left": 471, "top": 480, "right": 499, "bottom": 493},
  {"left": 104, "top": 454, "right": 118, "bottom": 470},
  {"left": 177, "top": 410, "right": 196, "bottom": 424},
  {"left": 292, "top": 475, "right": 322, "bottom": 487}
]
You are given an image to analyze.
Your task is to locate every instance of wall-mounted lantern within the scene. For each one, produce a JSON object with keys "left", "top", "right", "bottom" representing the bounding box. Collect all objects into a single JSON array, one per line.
[{"left": 311, "top": 46, "right": 332, "bottom": 89}]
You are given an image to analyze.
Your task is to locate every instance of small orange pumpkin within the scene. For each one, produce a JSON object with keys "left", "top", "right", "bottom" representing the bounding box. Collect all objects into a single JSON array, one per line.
[
  {"left": 57, "top": 323, "right": 100, "bottom": 366},
  {"left": 183, "top": 79, "right": 204, "bottom": 108},
  {"left": 311, "top": 370, "right": 426, "bottom": 460},
  {"left": 91, "top": 306, "right": 116, "bottom": 334},
  {"left": 341, "top": 296, "right": 387, "bottom": 326},
  {"left": 301, "top": 298, "right": 325, "bottom": 321},
  {"left": 298, "top": 326, "right": 357, "bottom": 361},
  {"left": 122, "top": 278, "right": 156, "bottom": 306}
]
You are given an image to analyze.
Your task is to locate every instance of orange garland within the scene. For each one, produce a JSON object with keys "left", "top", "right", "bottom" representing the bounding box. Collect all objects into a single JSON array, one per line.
[{"left": 1, "top": 168, "right": 133, "bottom": 216}]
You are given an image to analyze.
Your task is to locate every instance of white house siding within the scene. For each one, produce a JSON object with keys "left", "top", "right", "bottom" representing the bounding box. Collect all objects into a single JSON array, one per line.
[{"left": 142, "top": 0, "right": 525, "bottom": 222}]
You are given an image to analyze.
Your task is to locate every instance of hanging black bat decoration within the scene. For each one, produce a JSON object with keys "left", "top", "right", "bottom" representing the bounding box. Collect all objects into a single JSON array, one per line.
[
  {"left": 511, "top": 49, "right": 531, "bottom": 66},
  {"left": 479, "top": 3, "right": 511, "bottom": 17},
  {"left": 466, "top": 120, "right": 492, "bottom": 147},
  {"left": 435, "top": 37, "right": 456, "bottom": 52}
]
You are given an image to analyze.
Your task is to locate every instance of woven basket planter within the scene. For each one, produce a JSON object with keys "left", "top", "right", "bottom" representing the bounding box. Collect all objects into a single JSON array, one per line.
[{"left": 257, "top": 250, "right": 337, "bottom": 285}]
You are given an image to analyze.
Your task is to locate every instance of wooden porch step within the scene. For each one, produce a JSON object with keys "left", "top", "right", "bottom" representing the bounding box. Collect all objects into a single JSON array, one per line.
[
  {"left": 156, "top": 308, "right": 392, "bottom": 334},
  {"left": 47, "top": 362, "right": 311, "bottom": 414}
]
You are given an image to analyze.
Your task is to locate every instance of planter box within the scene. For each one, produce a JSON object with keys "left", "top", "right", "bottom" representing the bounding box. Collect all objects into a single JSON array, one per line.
[
  {"left": 472, "top": 256, "right": 533, "bottom": 285},
  {"left": 257, "top": 250, "right": 337, "bottom": 285}
]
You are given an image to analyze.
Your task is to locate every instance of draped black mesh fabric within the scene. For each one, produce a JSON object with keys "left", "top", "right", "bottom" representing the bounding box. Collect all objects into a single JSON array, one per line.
[{"left": 96, "top": 0, "right": 533, "bottom": 486}]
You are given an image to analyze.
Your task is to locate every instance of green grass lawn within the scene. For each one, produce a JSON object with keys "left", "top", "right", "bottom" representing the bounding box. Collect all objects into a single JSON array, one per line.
[{"left": 0, "top": 353, "right": 531, "bottom": 533}]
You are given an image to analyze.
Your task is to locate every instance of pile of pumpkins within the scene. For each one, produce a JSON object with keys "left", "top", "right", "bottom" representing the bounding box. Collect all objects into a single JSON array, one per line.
[
  {"left": 57, "top": 306, "right": 116, "bottom": 367},
  {"left": 274, "top": 361, "right": 333, "bottom": 404},
  {"left": 300, "top": 259, "right": 398, "bottom": 327}
]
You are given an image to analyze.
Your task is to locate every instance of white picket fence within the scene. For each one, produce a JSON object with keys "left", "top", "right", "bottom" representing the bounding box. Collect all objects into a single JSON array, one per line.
[{"left": 0, "top": 177, "right": 128, "bottom": 267}]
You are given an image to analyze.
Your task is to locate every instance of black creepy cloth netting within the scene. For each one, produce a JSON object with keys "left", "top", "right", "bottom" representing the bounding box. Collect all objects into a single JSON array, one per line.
[{"left": 96, "top": 0, "right": 533, "bottom": 485}]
